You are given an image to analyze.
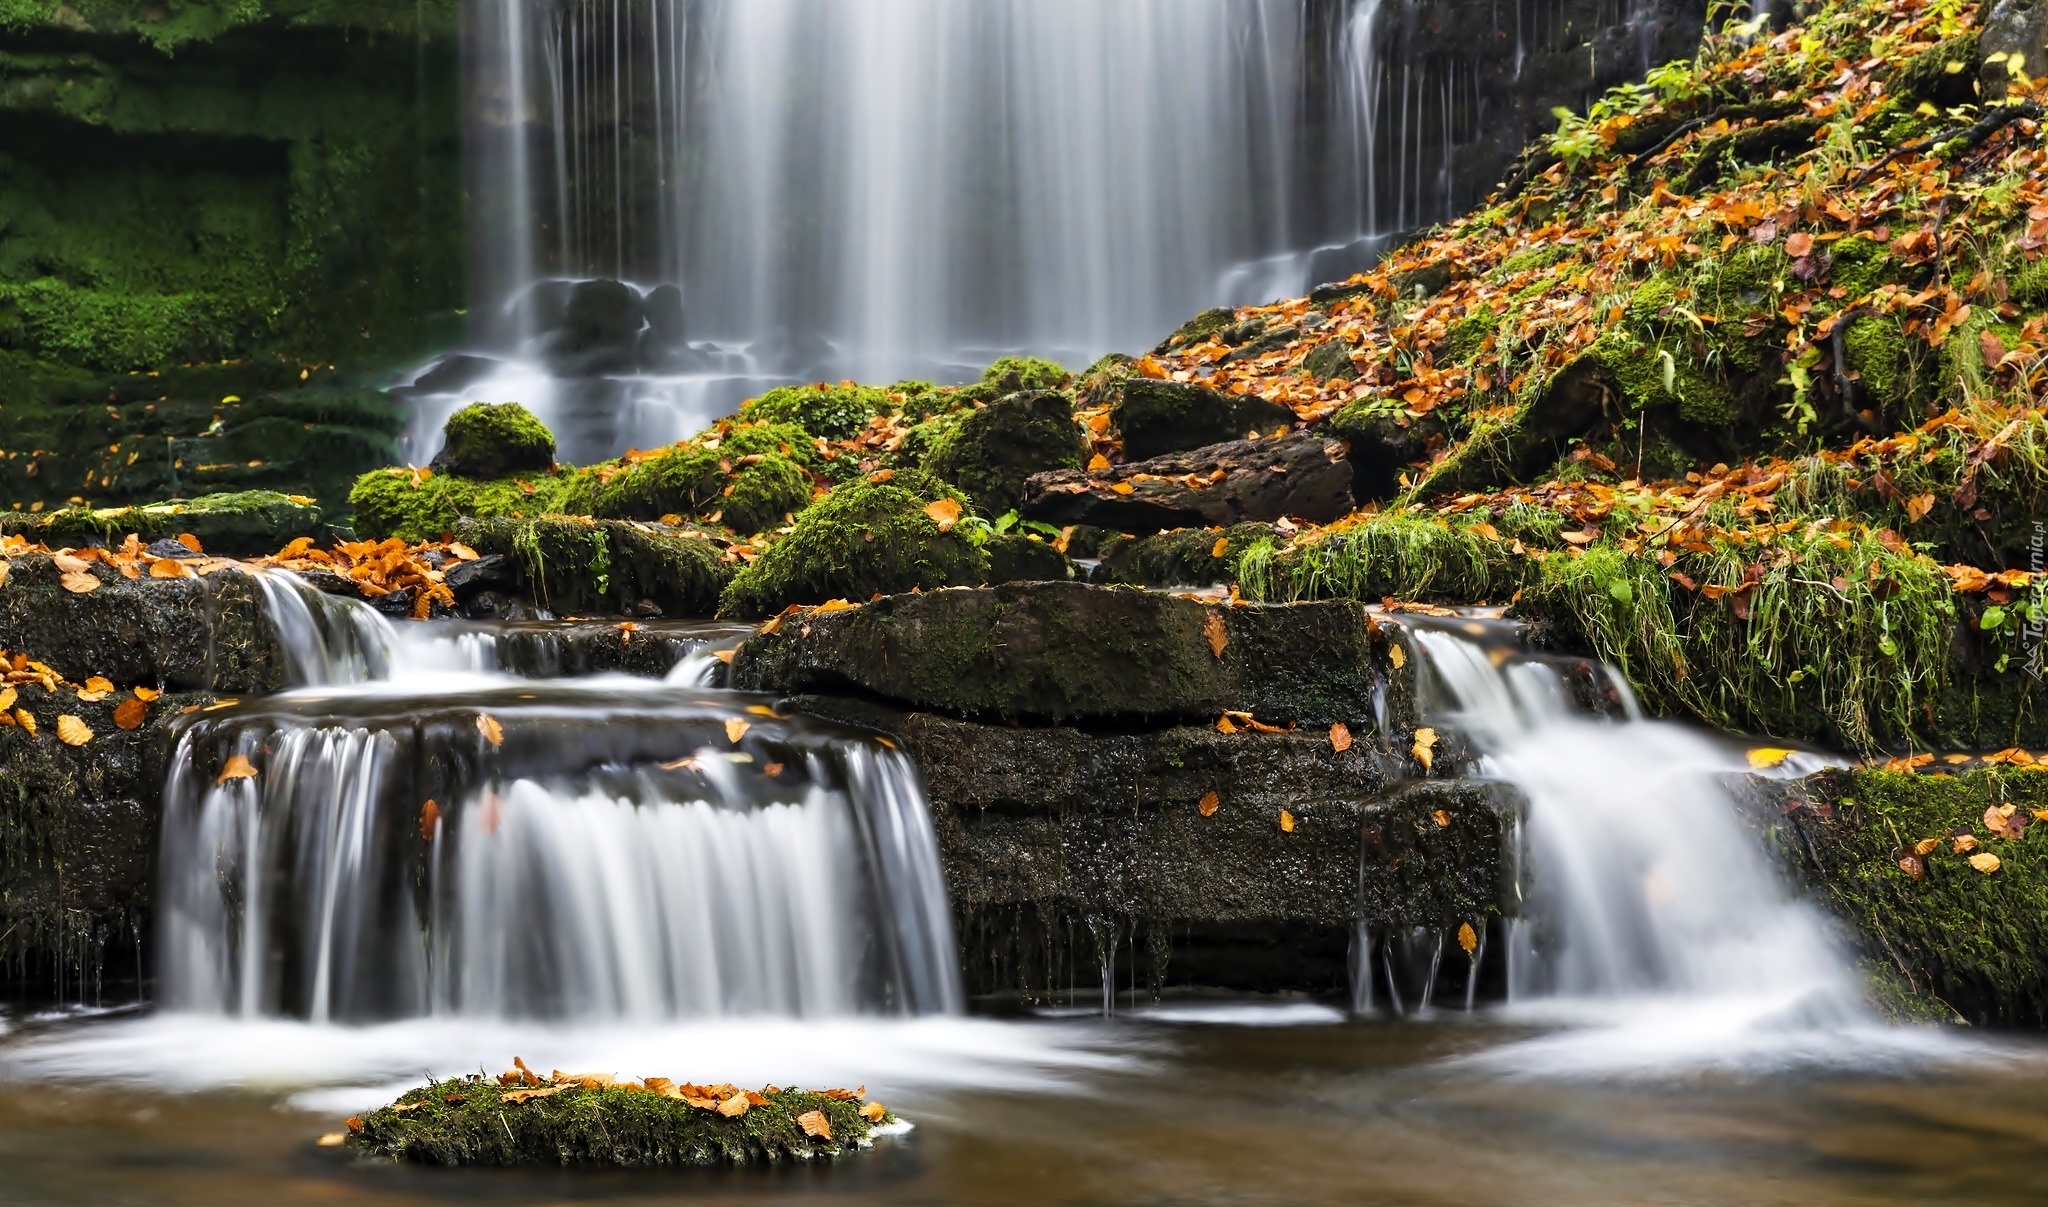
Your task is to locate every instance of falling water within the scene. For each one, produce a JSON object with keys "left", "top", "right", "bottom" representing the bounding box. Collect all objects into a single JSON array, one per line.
[
  {"left": 1392, "top": 616, "right": 1865, "bottom": 1039},
  {"left": 422, "top": 0, "right": 1695, "bottom": 460},
  {"left": 158, "top": 580, "right": 961, "bottom": 1023}
]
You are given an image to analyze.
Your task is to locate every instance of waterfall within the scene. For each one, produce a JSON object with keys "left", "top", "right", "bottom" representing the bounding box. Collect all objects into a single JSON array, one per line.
[
  {"left": 1393, "top": 616, "right": 1864, "bottom": 1032},
  {"left": 158, "top": 581, "right": 962, "bottom": 1023}
]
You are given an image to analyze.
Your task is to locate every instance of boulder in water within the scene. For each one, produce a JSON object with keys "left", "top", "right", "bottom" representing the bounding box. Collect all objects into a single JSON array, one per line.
[
  {"left": 923, "top": 390, "right": 1089, "bottom": 515},
  {"left": 1110, "top": 378, "right": 1297, "bottom": 461},
  {"left": 731, "top": 580, "right": 1408, "bottom": 727},
  {"left": 429, "top": 402, "right": 557, "bottom": 481},
  {"left": 529, "top": 278, "right": 645, "bottom": 377}
]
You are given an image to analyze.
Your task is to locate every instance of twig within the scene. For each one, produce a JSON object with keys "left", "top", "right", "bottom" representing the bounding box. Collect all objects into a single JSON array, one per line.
[
  {"left": 1852, "top": 101, "right": 2044, "bottom": 185},
  {"left": 1627, "top": 114, "right": 1716, "bottom": 171}
]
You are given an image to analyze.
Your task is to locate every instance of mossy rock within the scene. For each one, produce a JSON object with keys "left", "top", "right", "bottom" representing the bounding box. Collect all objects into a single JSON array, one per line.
[
  {"left": 351, "top": 1076, "right": 885, "bottom": 1167},
  {"left": 739, "top": 383, "right": 894, "bottom": 440},
  {"left": 1093, "top": 523, "right": 1276, "bottom": 589},
  {"left": 1112, "top": 379, "right": 1296, "bottom": 461},
  {"left": 731, "top": 580, "right": 1408, "bottom": 727},
  {"left": 717, "top": 472, "right": 989, "bottom": 618},
  {"left": 985, "top": 531, "right": 1072, "bottom": 584},
  {"left": 974, "top": 356, "right": 1072, "bottom": 396},
  {"left": 2, "top": 490, "right": 322, "bottom": 557},
  {"left": 349, "top": 467, "right": 590, "bottom": 544},
  {"left": 1073, "top": 353, "right": 1135, "bottom": 410},
  {"left": 456, "top": 515, "right": 734, "bottom": 619},
  {"left": 1156, "top": 307, "right": 1237, "bottom": 352},
  {"left": 1892, "top": 33, "right": 1982, "bottom": 108},
  {"left": 924, "top": 390, "right": 1089, "bottom": 515},
  {"left": 1756, "top": 767, "right": 2048, "bottom": 1026},
  {"left": 1298, "top": 338, "right": 1359, "bottom": 381},
  {"left": 1842, "top": 314, "right": 1932, "bottom": 412},
  {"left": 429, "top": 402, "right": 557, "bottom": 481},
  {"left": 593, "top": 446, "right": 816, "bottom": 536}
]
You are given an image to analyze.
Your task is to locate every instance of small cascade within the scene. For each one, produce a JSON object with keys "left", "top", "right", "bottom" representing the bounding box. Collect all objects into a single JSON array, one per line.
[
  {"left": 1377, "top": 615, "right": 1862, "bottom": 1027},
  {"left": 157, "top": 683, "right": 961, "bottom": 1022}
]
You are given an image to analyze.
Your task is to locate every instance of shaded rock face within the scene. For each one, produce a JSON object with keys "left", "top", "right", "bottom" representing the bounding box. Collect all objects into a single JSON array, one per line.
[
  {"left": 923, "top": 390, "right": 1089, "bottom": 516},
  {"left": 1110, "top": 379, "right": 1297, "bottom": 461},
  {"left": 1022, "top": 433, "right": 1355, "bottom": 533},
  {"left": 786, "top": 696, "right": 1508, "bottom": 1002},
  {"left": 1980, "top": 0, "right": 2048, "bottom": 100},
  {"left": 731, "top": 581, "right": 1413, "bottom": 729},
  {"left": 454, "top": 516, "right": 734, "bottom": 621},
  {"left": 0, "top": 556, "right": 288, "bottom": 694}
]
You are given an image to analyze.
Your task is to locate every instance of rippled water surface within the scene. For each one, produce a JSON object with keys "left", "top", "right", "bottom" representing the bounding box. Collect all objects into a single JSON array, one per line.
[{"left": 4, "top": 1007, "right": 2045, "bottom": 1207}]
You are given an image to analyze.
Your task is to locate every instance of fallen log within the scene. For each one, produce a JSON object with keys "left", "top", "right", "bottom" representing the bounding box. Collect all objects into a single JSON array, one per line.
[{"left": 1020, "top": 433, "right": 1354, "bottom": 534}]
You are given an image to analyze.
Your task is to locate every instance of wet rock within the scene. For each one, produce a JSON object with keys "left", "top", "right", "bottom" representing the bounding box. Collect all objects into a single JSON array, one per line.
[
  {"left": 984, "top": 532, "right": 1072, "bottom": 584},
  {"left": 442, "top": 553, "right": 516, "bottom": 599},
  {"left": 1153, "top": 307, "right": 1237, "bottom": 354},
  {"left": 428, "top": 402, "right": 557, "bottom": 481},
  {"left": 530, "top": 279, "right": 645, "bottom": 377},
  {"left": 1090, "top": 523, "right": 1277, "bottom": 589},
  {"left": 924, "top": 390, "right": 1090, "bottom": 515},
  {"left": 1111, "top": 379, "right": 1298, "bottom": 461},
  {"left": 1981, "top": 0, "right": 2048, "bottom": 99},
  {"left": 454, "top": 517, "right": 734, "bottom": 619},
  {"left": 3, "top": 491, "right": 324, "bottom": 559},
  {"left": 0, "top": 555, "right": 287, "bottom": 692},
  {"left": 400, "top": 354, "right": 503, "bottom": 398},
  {"left": 732, "top": 580, "right": 1412, "bottom": 728},
  {"left": 1021, "top": 432, "right": 1353, "bottom": 534},
  {"left": 1322, "top": 399, "right": 1455, "bottom": 501}
]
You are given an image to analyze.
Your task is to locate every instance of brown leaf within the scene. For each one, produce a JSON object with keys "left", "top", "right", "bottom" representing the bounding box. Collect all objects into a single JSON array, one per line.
[
  {"left": 1457, "top": 922, "right": 1478, "bottom": 954},
  {"left": 14, "top": 709, "right": 34, "bottom": 736},
  {"left": 418, "top": 799, "right": 441, "bottom": 840},
  {"left": 1199, "top": 791, "right": 1220, "bottom": 817},
  {"left": 1278, "top": 809, "right": 1296, "bottom": 833},
  {"left": 55, "top": 714, "right": 91, "bottom": 746},
  {"left": 861, "top": 1100, "right": 888, "bottom": 1123},
  {"left": 725, "top": 718, "right": 750, "bottom": 744},
  {"left": 149, "top": 557, "right": 191, "bottom": 579},
  {"left": 60, "top": 570, "right": 100, "bottom": 594},
  {"left": 1904, "top": 493, "right": 1935, "bottom": 523},
  {"left": 763, "top": 762, "right": 785, "bottom": 777},
  {"left": 1203, "top": 609, "right": 1228, "bottom": 659},
  {"left": 923, "top": 498, "right": 963, "bottom": 532},
  {"left": 1412, "top": 727, "right": 1438, "bottom": 772},
  {"left": 478, "top": 714, "right": 504, "bottom": 747},
  {"left": 1329, "top": 722, "right": 1353, "bottom": 753},
  {"left": 1785, "top": 231, "right": 1814, "bottom": 258},
  {"left": 1216, "top": 715, "right": 1238, "bottom": 735},
  {"left": 1969, "top": 852, "right": 2002, "bottom": 874},
  {"left": 1953, "top": 833, "right": 1979, "bottom": 854},
  {"left": 1913, "top": 837, "right": 1941, "bottom": 856},
  {"left": 1898, "top": 853, "right": 1925, "bottom": 879},
  {"left": 217, "top": 754, "right": 257, "bottom": 784},
  {"left": 113, "top": 696, "right": 147, "bottom": 730},
  {"left": 175, "top": 533, "right": 202, "bottom": 553},
  {"left": 797, "top": 1109, "right": 833, "bottom": 1140},
  {"left": 1432, "top": 809, "right": 1453, "bottom": 828},
  {"left": 717, "top": 1092, "right": 750, "bottom": 1118},
  {"left": 133, "top": 686, "right": 160, "bottom": 701}
]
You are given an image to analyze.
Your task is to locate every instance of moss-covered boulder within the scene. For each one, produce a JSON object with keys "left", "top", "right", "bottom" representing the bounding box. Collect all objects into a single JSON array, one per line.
[
  {"left": 731, "top": 580, "right": 1412, "bottom": 728},
  {"left": 350, "top": 1075, "right": 888, "bottom": 1167},
  {"left": 592, "top": 445, "right": 817, "bottom": 536},
  {"left": 1021, "top": 433, "right": 1354, "bottom": 533},
  {"left": 1752, "top": 767, "right": 2048, "bottom": 1026},
  {"left": 1, "top": 491, "right": 323, "bottom": 557},
  {"left": 348, "top": 466, "right": 588, "bottom": 543},
  {"left": 984, "top": 531, "right": 1072, "bottom": 584},
  {"left": 739, "top": 382, "right": 894, "bottom": 440},
  {"left": 717, "top": 473, "right": 989, "bottom": 618},
  {"left": 429, "top": 402, "right": 557, "bottom": 481},
  {"left": 454, "top": 516, "right": 735, "bottom": 619},
  {"left": 1111, "top": 379, "right": 1297, "bottom": 461},
  {"left": 1092, "top": 523, "right": 1279, "bottom": 588},
  {"left": 923, "top": 390, "right": 1089, "bottom": 514}
]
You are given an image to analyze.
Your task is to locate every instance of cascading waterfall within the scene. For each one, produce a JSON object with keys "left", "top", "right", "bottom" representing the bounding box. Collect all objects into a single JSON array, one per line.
[
  {"left": 157, "top": 577, "right": 961, "bottom": 1024},
  {"left": 1388, "top": 616, "right": 1864, "bottom": 1032},
  {"left": 424, "top": 0, "right": 1690, "bottom": 460}
]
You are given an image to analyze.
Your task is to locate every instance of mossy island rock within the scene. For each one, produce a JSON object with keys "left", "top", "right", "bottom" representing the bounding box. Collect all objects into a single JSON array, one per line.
[
  {"left": 924, "top": 389, "right": 1089, "bottom": 514},
  {"left": 732, "top": 579, "right": 1411, "bottom": 728},
  {"left": 347, "top": 1073, "right": 890, "bottom": 1167},
  {"left": 739, "top": 382, "right": 896, "bottom": 440},
  {"left": 428, "top": 402, "right": 557, "bottom": 480},
  {"left": 455, "top": 516, "right": 734, "bottom": 619},
  {"left": 1, "top": 491, "right": 323, "bottom": 558},
  {"left": 718, "top": 472, "right": 988, "bottom": 618},
  {"left": 1111, "top": 379, "right": 1297, "bottom": 461}
]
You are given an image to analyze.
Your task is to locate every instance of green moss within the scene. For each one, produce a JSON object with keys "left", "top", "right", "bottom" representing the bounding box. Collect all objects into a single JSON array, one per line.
[
  {"left": 740, "top": 383, "right": 894, "bottom": 440},
  {"left": 1842, "top": 314, "right": 1928, "bottom": 411},
  {"left": 2, "top": 489, "right": 320, "bottom": 555},
  {"left": 1093, "top": 523, "right": 1275, "bottom": 588},
  {"left": 348, "top": 466, "right": 587, "bottom": 543},
  {"left": 457, "top": 515, "right": 733, "bottom": 618},
  {"left": 718, "top": 471, "right": 988, "bottom": 618},
  {"left": 1159, "top": 307, "right": 1236, "bottom": 349},
  {"left": 1236, "top": 510, "right": 1538, "bottom": 605},
  {"left": 985, "top": 531, "right": 1072, "bottom": 584},
  {"left": 923, "top": 389, "right": 1088, "bottom": 514},
  {"left": 974, "top": 355, "right": 1072, "bottom": 395},
  {"left": 2012, "top": 256, "right": 2048, "bottom": 306},
  {"left": 431, "top": 402, "right": 556, "bottom": 480},
  {"left": 1827, "top": 236, "right": 1897, "bottom": 299},
  {"left": 1495, "top": 246, "right": 1569, "bottom": 276},
  {"left": 351, "top": 1075, "right": 884, "bottom": 1167},
  {"left": 1778, "top": 767, "right": 2048, "bottom": 1026}
]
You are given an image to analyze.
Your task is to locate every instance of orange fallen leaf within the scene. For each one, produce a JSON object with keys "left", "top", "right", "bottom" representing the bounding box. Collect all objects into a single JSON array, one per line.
[
  {"left": 1457, "top": 922, "right": 1478, "bottom": 954},
  {"left": 419, "top": 799, "right": 441, "bottom": 840},
  {"left": 862, "top": 1100, "right": 888, "bottom": 1123},
  {"left": 1199, "top": 791, "right": 1220, "bottom": 817},
  {"left": 149, "top": 558, "right": 191, "bottom": 579},
  {"left": 1278, "top": 809, "right": 1296, "bottom": 833},
  {"left": 133, "top": 686, "right": 161, "bottom": 701},
  {"left": 1203, "top": 609, "right": 1228, "bottom": 659},
  {"left": 1412, "top": 727, "right": 1438, "bottom": 772},
  {"left": 316, "top": 1132, "right": 346, "bottom": 1147},
  {"left": 1913, "top": 837, "right": 1941, "bottom": 856},
  {"left": 60, "top": 570, "right": 100, "bottom": 594},
  {"left": 1388, "top": 643, "right": 1406, "bottom": 670},
  {"left": 217, "top": 754, "right": 257, "bottom": 783},
  {"left": 113, "top": 697, "right": 147, "bottom": 730},
  {"left": 1746, "top": 747, "right": 1795, "bottom": 769},
  {"left": 1432, "top": 809, "right": 1453, "bottom": 828},
  {"left": 14, "top": 709, "right": 34, "bottom": 735},
  {"left": 923, "top": 498, "right": 962, "bottom": 532},
  {"left": 1088, "top": 454, "right": 1111, "bottom": 471},
  {"left": 1211, "top": 537, "right": 1229, "bottom": 560},
  {"left": 1110, "top": 482, "right": 1136, "bottom": 496},
  {"left": 725, "top": 718, "right": 750, "bottom": 744},
  {"left": 1904, "top": 492, "right": 1935, "bottom": 523},
  {"left": 478, "top": 714, "right": 504, "bottom": 746},
  {"left": 717, "top": 1092, "right": 750, "bottom": 1118},
  {"left": 1329, "top": 722, "right": 1352, "bottom": 753},
  {"left": 1217, "top": 715, "right": 1238, "bottom": 735},
  {"left": 55, "top": 715, "right": 91, "bottom": 746},
  {"left": 1953, "top": 833, "right": 1979, "bottom": 854},
  {"left": 1969, "top": 852, "right": 2002, "bottom": 874},
  {"left": 797, "top": 1109, "right": 833, "bottom": 1140}
]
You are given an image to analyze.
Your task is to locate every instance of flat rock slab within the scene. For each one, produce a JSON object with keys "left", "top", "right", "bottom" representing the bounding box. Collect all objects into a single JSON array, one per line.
[
  {"left": 731, "top": 580, "right": 1413, "bottom": 728},
  {"left": 0, "top": 555, "right": 288, "bottom": 693},
  {"left": 1021, "top": 433, "right": 1354, "bottom": 533}
]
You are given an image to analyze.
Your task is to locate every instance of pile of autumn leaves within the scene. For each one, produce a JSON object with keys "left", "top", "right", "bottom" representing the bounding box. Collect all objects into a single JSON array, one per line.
[{"left": 0, "top": 648, "right": 161, "bottom": 747}]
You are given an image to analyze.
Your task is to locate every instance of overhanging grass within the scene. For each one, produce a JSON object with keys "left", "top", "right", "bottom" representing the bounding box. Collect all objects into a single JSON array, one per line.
[{"left": 1234, "top": 508, "right": 1550, "bottom": 605}]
